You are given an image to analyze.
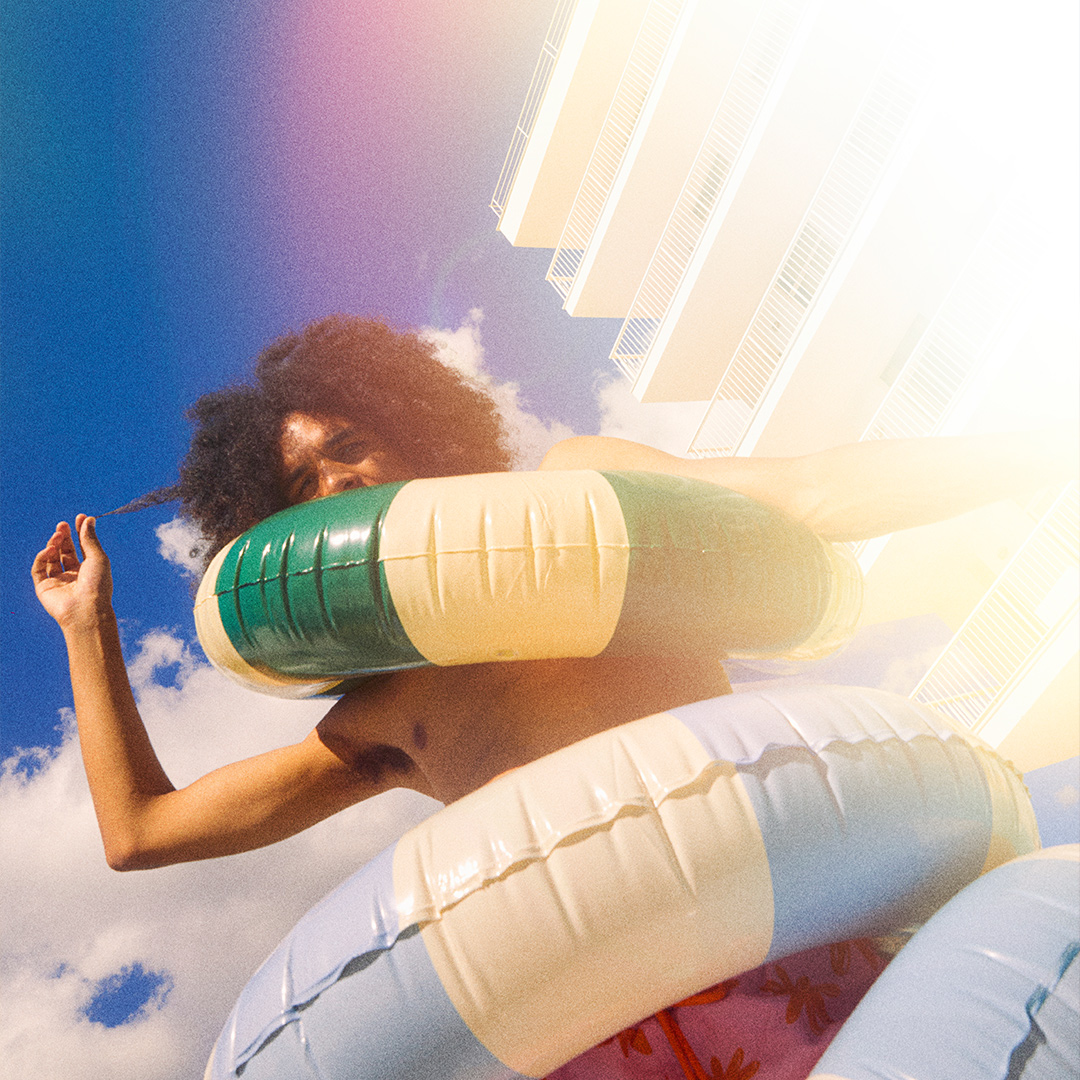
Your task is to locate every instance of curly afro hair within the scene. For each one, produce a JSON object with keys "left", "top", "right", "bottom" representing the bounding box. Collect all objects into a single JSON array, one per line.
[{"left": 118, "top": 316, "right": 514, "bottom": 569}]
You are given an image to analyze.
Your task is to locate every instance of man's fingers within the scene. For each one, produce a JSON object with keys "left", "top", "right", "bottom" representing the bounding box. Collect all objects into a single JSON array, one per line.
[
  {"left": 32, "top": 520, "right": 91, "bottom": 584},
  {"left": 79, "top": 515, "right": 102, "bottom": 553},
  {"left": 53, "top": 521, "right": 78, "bottom": 560},
  {"left": 52, "top": 523, "right": 80, "bottom": 568},
  {"left": 32, "top": 540, "right": 70, "bottom": 582},
  {"left": 31, "top": 545, "right": 54, "bottom": 581},
  {"left": 73, "top": 514, "right": 87, "bottom": 557}
]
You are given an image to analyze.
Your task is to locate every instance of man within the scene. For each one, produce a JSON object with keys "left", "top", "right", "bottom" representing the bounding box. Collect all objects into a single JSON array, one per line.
[{"left": 33, "top": 315, "right": 1072, "bottom": 870}]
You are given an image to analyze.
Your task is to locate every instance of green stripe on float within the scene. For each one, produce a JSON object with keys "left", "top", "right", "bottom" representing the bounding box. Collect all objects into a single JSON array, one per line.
[
  {"left": 600, "top": 471, "right": 830, "bottom": 656},
  {"left": 214, "top": 483, "right": 426, "bottom": 679},
  {"left": 193, "top": 538, "right": 323, "bottom": 695}
]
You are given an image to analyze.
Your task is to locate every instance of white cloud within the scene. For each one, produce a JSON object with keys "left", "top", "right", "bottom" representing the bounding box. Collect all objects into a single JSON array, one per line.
[
  {"left": 1054, "top": 784, "right": 1080, "bottom": 808},
  {"left": 2, "top": 314, "right": 756, "bottom": 1080},
  {"left": 0, "top": 635, "right": 440, "bottom": 1080},
  {"left": 594, "top": 375, "right": 711, "bottom": 455},
  {"left": 156, "top": 518, "right": 208, "bottom": 579},
  {"left": 424, "top": 310, "right": 717, "bottom": 465},
  {"left": 422, "top": 309, "right": 575, "bottom": 469}
]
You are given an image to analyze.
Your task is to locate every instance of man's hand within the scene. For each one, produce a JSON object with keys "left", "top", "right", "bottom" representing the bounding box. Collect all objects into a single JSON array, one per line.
[{"left": 32, "top": 514, "right": 113, "bottom": 630}]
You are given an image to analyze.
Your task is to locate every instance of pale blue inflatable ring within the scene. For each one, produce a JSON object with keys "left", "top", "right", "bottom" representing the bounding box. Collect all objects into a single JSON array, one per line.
[
  {"left": 810, "top": 844, "right": 1079, "bottom": 1080},
  {"left": 204, "top": 685, "right": 1042, "bottom": 1080}
]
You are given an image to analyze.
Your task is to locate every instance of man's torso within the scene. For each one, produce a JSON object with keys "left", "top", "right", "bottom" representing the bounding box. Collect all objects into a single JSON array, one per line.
[{"left": 317, "top": 655, "right": 734, "bottom": 803}]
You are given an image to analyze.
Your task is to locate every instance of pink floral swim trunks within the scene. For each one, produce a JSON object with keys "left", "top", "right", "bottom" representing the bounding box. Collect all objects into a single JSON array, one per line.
[{"left": 546, "top": 938, "right": 887, "bottom": 1080}]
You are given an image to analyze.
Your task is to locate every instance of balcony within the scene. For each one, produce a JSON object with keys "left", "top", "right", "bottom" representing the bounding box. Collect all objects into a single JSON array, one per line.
[
  {"left": 611, "top": 0, "right": 816, "bottom": 380},
  {"left": 911, "top": 483, "right": 1079, "bottom": 758},
  {"left": 687, "top": 31, "right": 932, "bottom": 455},
  {"left": 547, "top": 0, "right": 688, "bottom": 301}
]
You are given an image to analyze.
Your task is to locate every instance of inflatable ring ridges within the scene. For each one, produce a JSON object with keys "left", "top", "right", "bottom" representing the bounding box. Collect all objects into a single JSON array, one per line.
[
  {"left": 204, "top": 685, "right": 1038, "bottom": 1080},
  {"left": 193, "top": 471, "right": 864, "bottom": 698}
]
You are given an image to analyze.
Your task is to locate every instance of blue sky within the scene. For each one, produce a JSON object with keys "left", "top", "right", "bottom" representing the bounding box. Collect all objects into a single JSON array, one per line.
[
  {"left": 0, "top": 3, "right": 679, "bottom": 1072},
  {"left": 2, "top": 0, "right": 627, "bottom": 760}
]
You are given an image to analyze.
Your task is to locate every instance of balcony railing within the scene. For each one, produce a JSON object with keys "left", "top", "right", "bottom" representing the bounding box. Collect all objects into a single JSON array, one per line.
[
  {"left": 688, "top": 32, "right": 931, "bottom": 457},
  {"left": 547, "top": 0, "right": 687, "bottom": 300},
  {"left": 846, "top": 204, "right": 1039, "bottom": 562},
  {"left": 490, "top": 0, "right": 579, "bottom": 220},
  {"left": 610, "top": 0, "right": 814, "bottom": 381},
  {"left": 911, "top": 483, "right": 1079, "bottom": 737},
  {"left": 862, "top": 210, "right": 1038, "bottom": 445}
]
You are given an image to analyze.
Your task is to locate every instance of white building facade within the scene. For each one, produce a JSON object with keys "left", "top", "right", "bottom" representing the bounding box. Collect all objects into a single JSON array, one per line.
[{"left": 493, "top": 0, "right": 1079, "bottom": 772}]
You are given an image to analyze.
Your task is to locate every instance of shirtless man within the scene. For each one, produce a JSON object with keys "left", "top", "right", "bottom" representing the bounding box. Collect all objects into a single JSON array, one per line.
[{"left": 32, "top": 316, "right": 1072, "bottom": 872}]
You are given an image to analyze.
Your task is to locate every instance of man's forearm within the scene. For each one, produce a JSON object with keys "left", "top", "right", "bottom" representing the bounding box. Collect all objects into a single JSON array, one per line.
[
  {"left": 791, "top": 430, "right": 1075, "bottom": 540},
  {"left": 541, "top": 429, "right": 1075, "bottom": 541},
  {"left": 62, "top": 609, "right": 176, "bottom": 867},
  {"left": 62, "top": 611, "right": 405, "bottom": 871}
]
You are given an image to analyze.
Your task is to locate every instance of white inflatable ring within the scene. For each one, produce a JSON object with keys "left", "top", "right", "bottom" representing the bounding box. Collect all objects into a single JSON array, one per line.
[
  {"left": 194, "top": 471, "right": 863, "bottom": 698},
  {"left": 204, "top": 685, "right": 1038, "bottom": 1079}
]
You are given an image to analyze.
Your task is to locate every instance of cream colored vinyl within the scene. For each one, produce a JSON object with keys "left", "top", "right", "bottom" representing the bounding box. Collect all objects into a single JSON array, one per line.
[
  {"left": 379, "top": 470, "right": 630, "bottom": 666},
  {"left": 193, "top": 540, "right": 341, "bottom": 699},
  {"left": 392, "top": 713, "right": 774, "bottom": 1077}
]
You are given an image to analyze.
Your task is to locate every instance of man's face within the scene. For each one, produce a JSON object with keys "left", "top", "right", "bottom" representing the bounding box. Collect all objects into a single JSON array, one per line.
[{"left": 279, "top": 411, "right": 415, "bottom": 504}]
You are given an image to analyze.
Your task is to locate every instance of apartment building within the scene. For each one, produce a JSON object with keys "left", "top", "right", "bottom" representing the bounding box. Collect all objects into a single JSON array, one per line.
[{"left": 493, "top": 0, "right": 1079, "bottom": 772}]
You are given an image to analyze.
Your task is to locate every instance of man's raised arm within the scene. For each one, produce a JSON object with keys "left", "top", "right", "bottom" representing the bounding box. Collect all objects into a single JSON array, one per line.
[
  {"left": 541, "top": 429, "right": 1076, "bottom": 542},
  {"left": 31, "top": 516, "right": 424, "bottom": 870}
]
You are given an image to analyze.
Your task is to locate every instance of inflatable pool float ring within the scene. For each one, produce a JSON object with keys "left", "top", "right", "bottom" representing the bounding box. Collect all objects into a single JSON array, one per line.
[
  {"left": 194, "top": 470, "right": 862, "bottom": 698},
  {"left": 811, "top": 845, "right": 1079, "bottom": 1079},
  {"left": 203, "top": 685, "right": 1038, "bottom": 1079}
]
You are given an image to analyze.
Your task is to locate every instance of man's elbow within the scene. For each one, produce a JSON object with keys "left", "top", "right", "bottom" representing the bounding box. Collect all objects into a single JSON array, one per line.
[
  {"left": 103, "top": 833, "right": 169, "bottom": 872},
  {"left": 104, "top": 842, "right": 142, "bottom": 872}
]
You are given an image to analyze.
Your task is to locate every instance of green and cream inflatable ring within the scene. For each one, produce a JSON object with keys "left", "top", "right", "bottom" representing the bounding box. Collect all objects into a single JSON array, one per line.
[{"left": 194, "top": 470, "right": 862, "bottom": 698}]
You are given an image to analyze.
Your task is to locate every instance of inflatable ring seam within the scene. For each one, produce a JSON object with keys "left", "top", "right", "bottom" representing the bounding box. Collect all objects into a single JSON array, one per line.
[
  {"left": 405, "top": 727, "right": 1023, "bottom": 928},
  {"left": 240, "top": 924, "right": 426, "bottom": 1071},
  {"left": 407, "top": 761, "right": 731, "bottom": 923},
  {"left": 213, "top": 559, "right": 377, "bottom": 595}
]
